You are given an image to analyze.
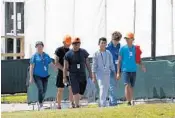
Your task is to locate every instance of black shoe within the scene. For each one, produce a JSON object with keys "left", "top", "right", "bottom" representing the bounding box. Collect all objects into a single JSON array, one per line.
[
  {"left": 127, "top": 101, "right": 132, "bottom": 106},
  {"left": 75, "top": 105, "right": 80, "bottom": 108}
]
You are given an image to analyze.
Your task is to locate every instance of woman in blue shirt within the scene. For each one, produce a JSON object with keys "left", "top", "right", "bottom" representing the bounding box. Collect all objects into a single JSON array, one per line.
[{"left": 29, "top": 41, "right": 54, "bottom": 110}]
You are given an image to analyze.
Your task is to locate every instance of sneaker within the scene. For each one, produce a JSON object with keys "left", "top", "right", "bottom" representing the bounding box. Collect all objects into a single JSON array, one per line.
[
  {"left": 127, "top": 101, "right": 132, "bottom": 106},
  {"left": 38, "top": 103, "right": 44, "bottom": 111},
  {"left": 39, "top": 106, "right": 44, "bottom": 111},
  {"left": 57, "top": 106, "right": 61, "bottom": 109},
  {"left": 75, "top": 105, "right": 80, "bottom": 108},
  {"left": 70, "top": 103, "right": 75, "bottom": 108}
]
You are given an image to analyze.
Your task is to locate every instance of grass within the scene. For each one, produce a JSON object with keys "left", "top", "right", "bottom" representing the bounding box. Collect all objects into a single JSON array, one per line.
[
  {"left": 1, "top": 93, "right": 27, "bottom": 103},
  {"left": 2, "top": 104, "right": 175, "bottom": 118}
]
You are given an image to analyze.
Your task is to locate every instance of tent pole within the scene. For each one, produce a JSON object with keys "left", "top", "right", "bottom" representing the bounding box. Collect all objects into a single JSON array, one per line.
[
  {"left": 73, "top": 0, "right": 75, "bottom": 37},
  {"left": 151, "top": 0, "right": 156, "bottom": 60},
  {"left": 133, "top": 0, "right": 136, "bottom": 34},
  {"left": 171, "top": 0, "right": 174, "bottom": 54},
  {"left": 105, "top": 0, "right": 107, "bottom": 37}
]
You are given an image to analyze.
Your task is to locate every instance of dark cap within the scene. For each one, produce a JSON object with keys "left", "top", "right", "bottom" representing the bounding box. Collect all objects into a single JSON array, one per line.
[{"left": 35, "top": 41, "right": 44, "bottom": 47}]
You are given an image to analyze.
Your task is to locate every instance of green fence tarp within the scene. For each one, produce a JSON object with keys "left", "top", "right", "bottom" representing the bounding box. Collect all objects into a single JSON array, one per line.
[{"left": 27, "top": 60, "right": 175, "bottom": 103}]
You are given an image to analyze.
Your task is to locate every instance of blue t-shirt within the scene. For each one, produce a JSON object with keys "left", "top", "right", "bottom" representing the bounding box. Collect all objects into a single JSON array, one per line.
[
  {"left": 30, "top": 52, "right": 52, "bottom": 77},
  {"left": 119, "top": 45, "right": 137, "bottom": 72},
  {"left": 106, "top": 42, "right": 120, "bottom": 71}
]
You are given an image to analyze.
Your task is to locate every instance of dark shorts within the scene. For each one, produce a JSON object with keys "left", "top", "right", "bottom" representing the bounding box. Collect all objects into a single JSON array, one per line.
[
  {"left": 69, "top": 74, "right": 87, "bottom": 95},
  {"left": 56, "top": 72, "right": 70, "bottom": 88},
  {"left": 122, "top": 72, "right": 136, "bottom": 87}
]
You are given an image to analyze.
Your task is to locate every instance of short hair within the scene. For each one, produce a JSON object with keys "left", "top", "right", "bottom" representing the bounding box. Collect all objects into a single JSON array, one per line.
[
  {"left": 98, "top": 37, "right": 107, "bottom": 45},
  {"left": 112, "top": 31, "right": 122, "bottom": 41}
]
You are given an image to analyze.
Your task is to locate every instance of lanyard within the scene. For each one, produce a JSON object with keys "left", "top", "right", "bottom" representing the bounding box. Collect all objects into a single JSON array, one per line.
[
  {"left": 128, "top": 46, "right": 134, "bottom": 58},
  {"left": 73, "top": 49, "right": 81, "bottom": 64},
  {"left": 100, "top": 51, "right": 107, "bottom": 68},
  {"left": 40, "top": 53, "right": 46, "bottom": 66}
]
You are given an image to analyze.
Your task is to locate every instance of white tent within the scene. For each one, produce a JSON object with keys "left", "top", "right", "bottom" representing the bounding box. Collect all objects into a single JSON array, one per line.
[{"left": 23, "top": 0, "right": 175, "bottom": 58}]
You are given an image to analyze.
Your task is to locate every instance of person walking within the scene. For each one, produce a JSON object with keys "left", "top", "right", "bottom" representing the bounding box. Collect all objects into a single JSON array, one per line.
[
  {"left": 54, "top": 35, "right": 74, "bottom": 109},
  {"left": 29, "top": 41, "right": 55, "bottom": 110},
  {"left": 117, "top": 32, "right": 146, "bottom": 106},
  {"left": 92, "top": 37, "right": 116, "bottom": 107},
  {"left": 63, "top": 37, "right": 92, "bottom": 108},
  {"left": 106, "top": 31, "right": 122, "bottom": 106}
]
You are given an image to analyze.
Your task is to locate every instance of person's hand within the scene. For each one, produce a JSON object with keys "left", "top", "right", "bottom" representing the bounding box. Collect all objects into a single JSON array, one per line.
[
  {"left": 89, "top": 73, "right": 93, "bottom": 79},
  {"left": 63, "top": 77, "right": 67, "bottom": 84},
  {"left": 92, "top": 75, "right": 96, "bottom": 83},
  {"left": 116, "top": 72, "right": 121, "bottom": 80},
  {"left": 52, "top": 64, "right": 57, "bottom": 72},
  {"left": 141, "top": 65, "right": 146, "bottom": 73},
  {"left": 29, "top": 77, "right": 33, "bottom": 84}
]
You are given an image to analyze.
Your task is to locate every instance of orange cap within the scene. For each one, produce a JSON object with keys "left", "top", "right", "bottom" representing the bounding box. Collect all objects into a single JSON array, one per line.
[
  {"left": 72, "top": 37, "right": 81, "bottom": 44},
  {"left": 124, "top": 32, "right": 135, "bottom": 40},
  {"left": 63, "top": 35, "right": 72, "bottom": 45}
]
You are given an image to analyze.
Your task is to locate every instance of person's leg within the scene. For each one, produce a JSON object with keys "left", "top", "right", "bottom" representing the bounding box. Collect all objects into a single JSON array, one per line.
[
  {"left": 97, "top": 75, "right": 109, "bottom": 107},
  {"left": 129, "top": 72, "right": 136, "bottom": 103},
  {"left": 122, "top": 72, "right": 132, "bottom": 105},
  {"left": 109, "top": 71, "right": 118, "bottom": 106},
  {"left": 69, "top": 75, "right": 80, "bottom": 107},
  {"left": 57, "top": 88, "right": 64, "bottom": 108},
  {"left": 56, "top": 74, "right": 65, "bottom": 109},
  {"left": 33, "top": 76, "right": 44, "bottom": 106},
  {"left": 103, "top": 74, "right": 110, "bottom": 107},
  {"left": 66, "top": 76, "right": 74, "bottom": 107},
  {"left": 42, "top": 78, "right": 48, "bottom": 101},
  {"left": 79, "top": 78, "right": 87, "bottom": 106},
  {"left": 68, "top": 86, "right": 75, "bottom": 108},
  {"left": 97, "top": 79, "right": 104, "bottom": 107}
]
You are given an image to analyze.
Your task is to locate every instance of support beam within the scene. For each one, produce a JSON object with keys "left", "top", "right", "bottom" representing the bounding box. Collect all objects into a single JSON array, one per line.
[{"left": 151, "top": 0, "right": 156, "bottom": 60}]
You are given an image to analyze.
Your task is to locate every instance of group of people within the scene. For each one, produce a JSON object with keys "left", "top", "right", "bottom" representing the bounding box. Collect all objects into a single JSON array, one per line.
[{"left": 29, "top": 31, "right": 146, "bottom": 110}]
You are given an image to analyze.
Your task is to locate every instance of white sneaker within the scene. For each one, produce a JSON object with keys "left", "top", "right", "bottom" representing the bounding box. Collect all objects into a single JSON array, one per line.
[
  {"left": 39, "top": 106, "right": 44, "bottom": 111},
  {"left": 38, "top": 103, "right": 44, "bottom": 111}
]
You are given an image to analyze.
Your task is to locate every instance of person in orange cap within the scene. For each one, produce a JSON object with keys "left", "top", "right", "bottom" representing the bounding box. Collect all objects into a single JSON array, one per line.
[
  {"left": 54, "top": 35, "right": 74, "bottom": 109},
  {"left": 117, "top": 32, "right": 146, "bottom": 106},
  {"left": 63, "top": 37, "right": 92, "bottom": 108}
]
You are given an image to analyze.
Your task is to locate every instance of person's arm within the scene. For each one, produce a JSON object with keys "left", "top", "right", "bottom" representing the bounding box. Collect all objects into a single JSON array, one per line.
[
  {"left": 117, "top": 56, "right": 122, "bottom": 74},
  {"left": 83, "top": 49, "right": 92, "bottom": 78},
  {"left": 63, "top": 53, "right": 70, "bottom": 83},
  {"left": 138, "top": 61, "right": 146, "bottom": 72},
  {"left": 91, "top": 53, "right": 98, "bottom": 82},
  {"left": 54, "top": 55, "right": 63, "bottom": 70},
  {"left": 109, "top": 52, "right": 115, "bottom": 72},
  {"left": 29, "top": 64, "right": 34, "bottom": 81},
  {"left": 29, "top": 55, "right": 35, "bottom": 83},
  {"left": 117, "top": 47, "right": 123, "bottom": 80},
  {"left": 85, "top": 58, "right": 92, "bottom": 78},
  {"left": 63, "top": 60, "right": 69, "bottom": 83}
]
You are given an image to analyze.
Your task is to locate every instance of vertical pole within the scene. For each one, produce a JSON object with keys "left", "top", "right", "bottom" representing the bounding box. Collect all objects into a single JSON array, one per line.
[
  {"left": 44, "top": 0, "right": 46, "bottom": 49},
  {"left": 105, "top": 0, "right": 107, "bottom": 37},
  {"left": 151, "top": 0, "right": 156, "bottom": 60},
  {"left": 73, "top": 0, "right": 75, "bottom": 37},
  {"left": 13, "top": 2, "right": 17, "bottom": 59},
  {"left": 171, "top": 0, "right": 174, "bottom": 54},
  {"left": 133, "top": 0, "right": 136, "bottom": 34}
]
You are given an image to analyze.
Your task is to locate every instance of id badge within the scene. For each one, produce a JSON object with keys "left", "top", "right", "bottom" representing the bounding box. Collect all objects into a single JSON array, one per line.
[
  {"left": 77, "top": 64, "right": 80, "bottom": 69},
  {"left": 115, "top": 60, "right": 118, "bottom": 64},
  {"left": 44, "top": 66, "right": 47, "bottom": 71},
  {"left": 129, "top": 52, "right": 133, "bottom": 57}
]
